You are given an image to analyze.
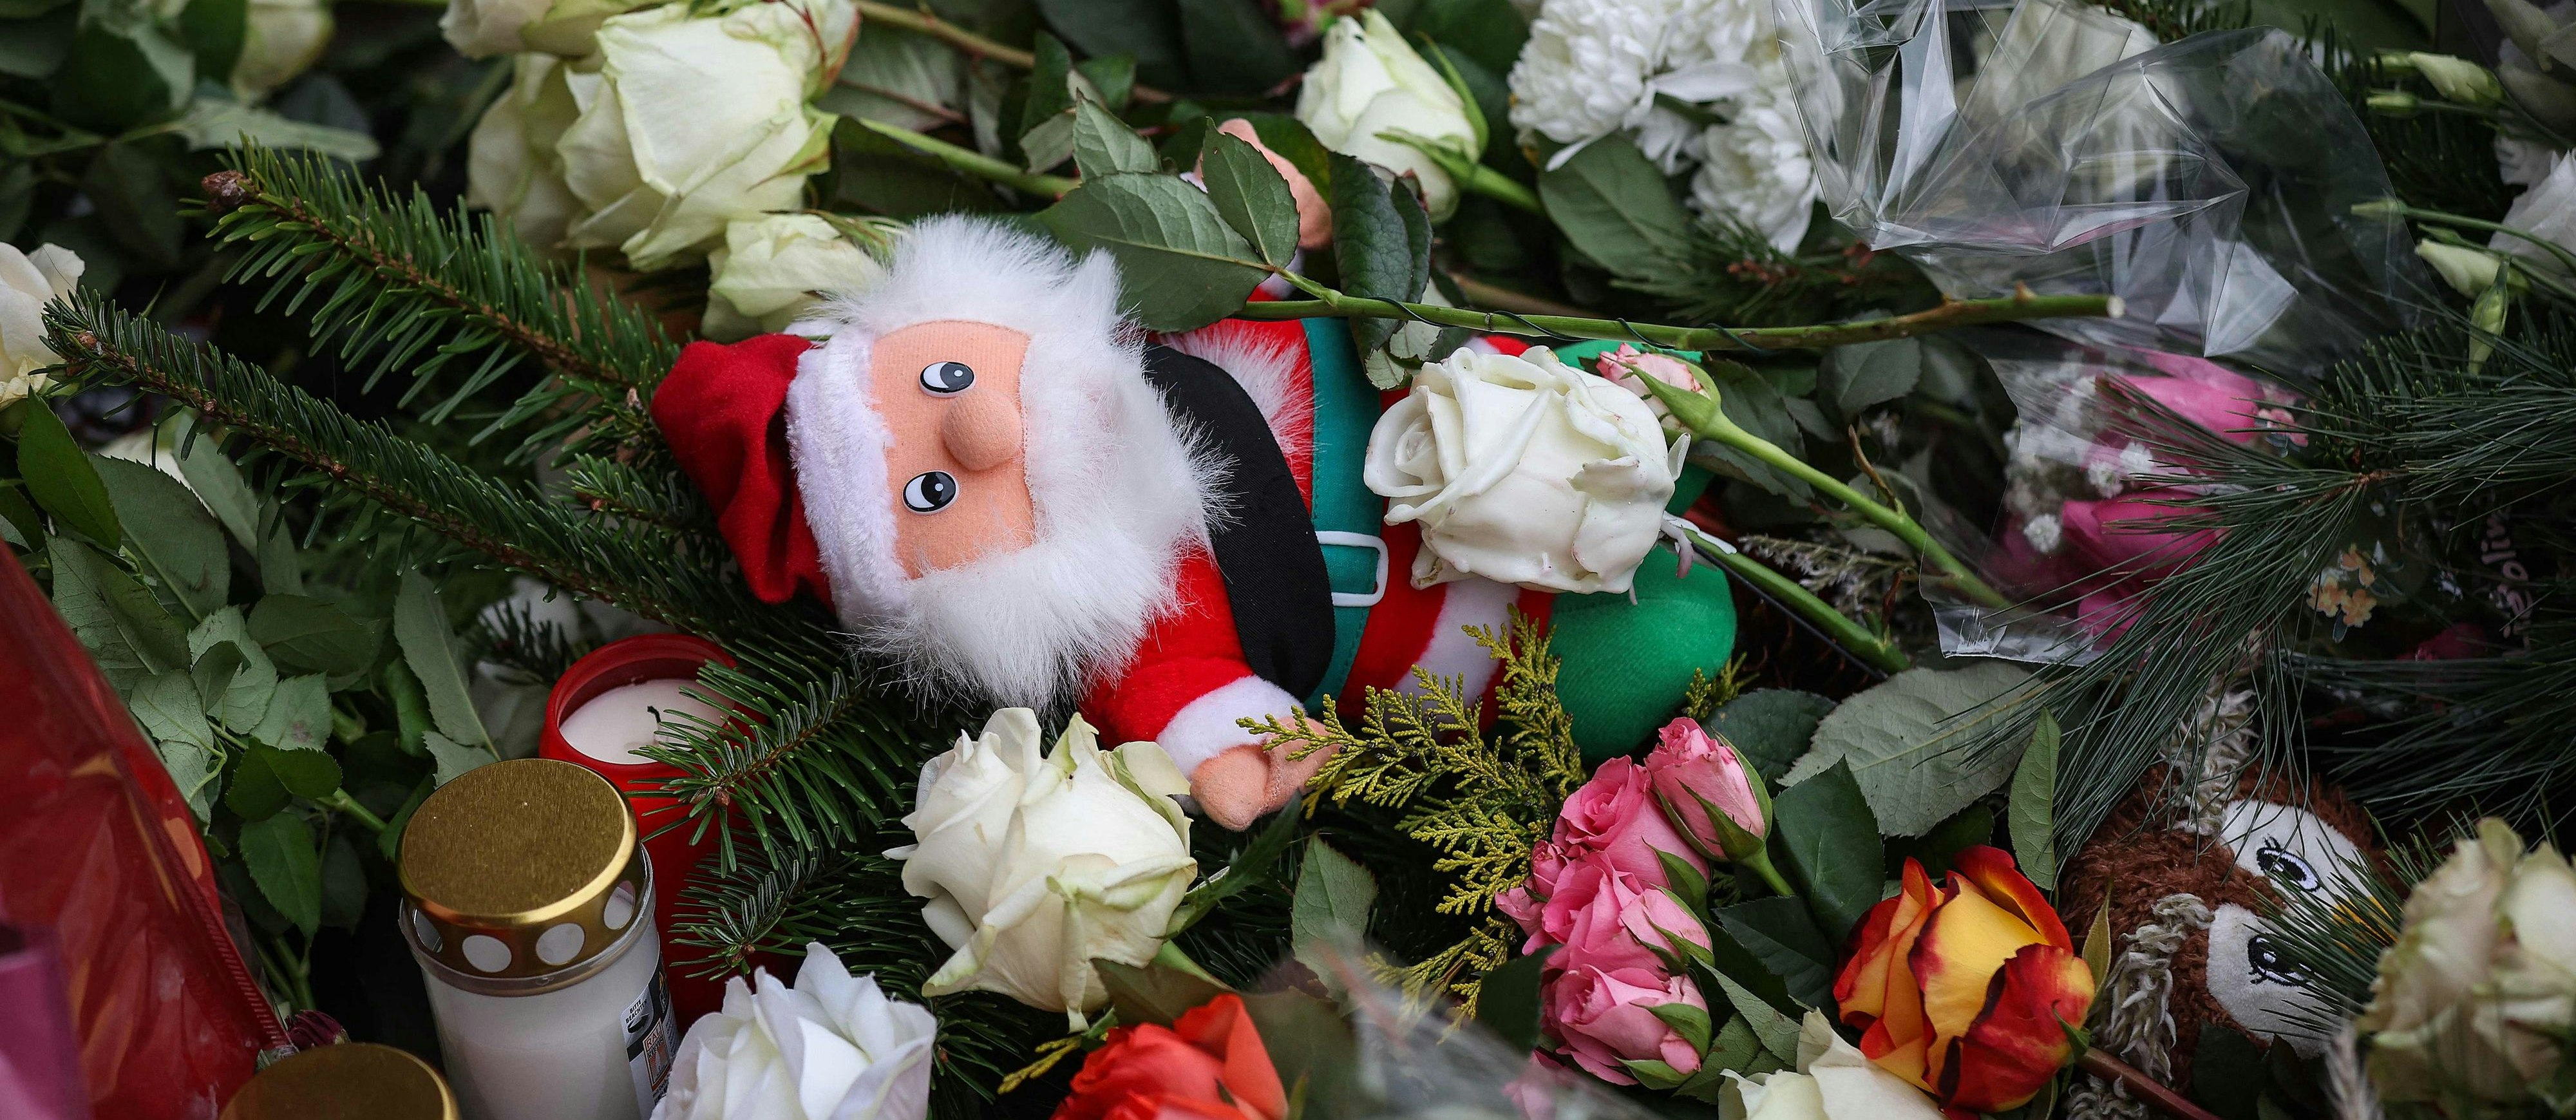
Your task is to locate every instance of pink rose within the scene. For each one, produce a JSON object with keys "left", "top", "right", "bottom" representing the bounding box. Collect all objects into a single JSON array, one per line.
[
  {"left": 1643, "top": 718, "right": 1764, "bottom": 853},
  {"left": 2057, "top": 493, "right": 2218, "bottom": 580},
  {"left": 1553, "top": 757, "right": 1706, "bottom": 889},
  {"left": 1531, "top": 857, "right": 1709, "bottom": 968},
  {"left": 1542, "top": 963, "right": 1706, "bottom": 1084},
  {"left": 1503, "top": 1053, "right": 1574, "bottom": 1120},
  {"left": 1496, "top": 839, "right": 1575, "bottom": 938}
]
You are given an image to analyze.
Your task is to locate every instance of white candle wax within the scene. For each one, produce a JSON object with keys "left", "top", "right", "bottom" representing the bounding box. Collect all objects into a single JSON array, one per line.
[{"left": 559, "top": 679, "right": 724, "bottom": 766}]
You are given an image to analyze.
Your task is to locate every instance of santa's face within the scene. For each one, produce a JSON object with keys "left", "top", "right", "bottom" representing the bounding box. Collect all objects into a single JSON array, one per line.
[{"left": 868, "top": 320, "right": 1037, "bottom": 574}]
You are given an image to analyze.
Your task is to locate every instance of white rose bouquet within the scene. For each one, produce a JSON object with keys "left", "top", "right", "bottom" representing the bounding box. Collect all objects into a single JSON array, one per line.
[
  {"left": 466, "top": 0, "right": 849, "bottom": 270},
  {"left": 1364, "top": 346, "right": 1685, "bottom": 595},
  {"left": 2360, "top": 818, "right": 2576, "bottom": 1110},
  {"left": 654, "top": 942, "right": 936, "bottom": 1120},
  {"left": 888, "top": 710, "right": 1198, "bottom": 1027}
]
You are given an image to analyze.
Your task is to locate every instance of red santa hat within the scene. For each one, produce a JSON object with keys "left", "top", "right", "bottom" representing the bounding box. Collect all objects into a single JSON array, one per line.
[{"left": 653, "top": 216, "right": 1222, "bottom": 711}]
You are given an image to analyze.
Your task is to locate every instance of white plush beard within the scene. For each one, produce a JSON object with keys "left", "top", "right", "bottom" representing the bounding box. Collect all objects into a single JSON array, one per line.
[{"left": 848, "top": 494, "right": 1197, "bottom": 714}]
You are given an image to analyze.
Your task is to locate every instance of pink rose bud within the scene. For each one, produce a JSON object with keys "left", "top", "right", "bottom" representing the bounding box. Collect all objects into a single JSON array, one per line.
[
  {"left": 1596, "top": 345, "right": 1701, "bottom": 395},
  {"left": 1553, "top": 757, "right": 1707, "bottom": 889},
  {"left": 1497, "top": 839, "right": 1577, "bottom": 940},
  {"left": 1645, "top": 719, "right": 1766, "bottom": 850},
  {"left": 1542, "top": 963, "right": 1707, "bottom": 1084}
]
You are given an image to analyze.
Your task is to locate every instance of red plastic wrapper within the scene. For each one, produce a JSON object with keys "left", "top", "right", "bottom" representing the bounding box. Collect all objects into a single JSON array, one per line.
[{"left": 0, "top": 551, "right": 288, "bottom": 1117}]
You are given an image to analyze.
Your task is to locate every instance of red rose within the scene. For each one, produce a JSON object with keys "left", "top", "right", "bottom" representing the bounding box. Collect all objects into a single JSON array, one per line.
[{"left": 1054, "top": 994, "right": 1288, "bottom": 1120}]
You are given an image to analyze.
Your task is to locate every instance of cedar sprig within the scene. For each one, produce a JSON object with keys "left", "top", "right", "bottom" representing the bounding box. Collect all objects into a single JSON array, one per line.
[{"left": 1249, "top": 611, "right": 1584, "bottom": 1013}]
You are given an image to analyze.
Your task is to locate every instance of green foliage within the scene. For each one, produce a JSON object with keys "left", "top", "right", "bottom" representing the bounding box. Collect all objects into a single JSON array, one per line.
[
  {"left": 1703, "top": 688, "right": 1834, "bottom": 783},
  {"left": 1782, "top": 661, "right": 2035, "bottom": 836},
  {"left": 1038, "top": 170, "right": 1268, "bottom": 331},
  {"left": 1327, "top": 151, "right": 1434, "bottom": 361},
  {"left": 1766, "top": 760, "right": 1881, "bottom": 942},
  {"left": 2008, "top": 710, "right": 2060, "bottom": 890},
  {"left": 1253, "top": 611, "right": 1585, "bottom": 1014},
  {"left": 1535, "top": 135, "right": 1690, "bottom": 281}
]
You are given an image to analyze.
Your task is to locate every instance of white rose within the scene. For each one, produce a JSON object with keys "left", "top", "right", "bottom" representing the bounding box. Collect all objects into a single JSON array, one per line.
[
  {"left": 2362, "top": 819, "right": 2554, "bottom": 1105},
  {"left": 652, "top": 942, "right": 934, "bottom": 1120},
  {"left": 1294, "top": 12, "right": 1479, "bottom": 220},
  {"left": 887, "top": 710, "right": 1197, "bottom": 1027},
  {"left": 466, "top": 0, "right": 844, "bottom": 269},
  {"left": 0, "top": 243, "right": 82, "bottom": 404},
  {"left": 469, "top": 55, "right": 585, "bottom": 254},
  {"left": 703, "top": 214, "right": 891, "bottom": 341},
  {"left": 1363, "top": 346, "right": 1683, "bottom": 594},
  {"left": 1718, "top": 1012, "right": 1945, "bottom": 1120},
  {"left": 231, "top": 0, "right": 332, "bottom": 99},
  {"left": 442, "top": 0, "right": 663, "bottom": 58}
]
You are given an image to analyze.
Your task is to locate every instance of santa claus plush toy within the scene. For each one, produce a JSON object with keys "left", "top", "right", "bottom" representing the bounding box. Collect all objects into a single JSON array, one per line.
[{"left": 652, "top": 216, "right": 1737, "bottom": 829}]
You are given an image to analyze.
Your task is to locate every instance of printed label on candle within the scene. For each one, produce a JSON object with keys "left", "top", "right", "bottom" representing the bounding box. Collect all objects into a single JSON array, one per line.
[
  {"left": 624, "top": 971, "right": 675, "bottom": 1113},
  {"left": 562, "top": 679, "right": 727, "bottom": 765}
]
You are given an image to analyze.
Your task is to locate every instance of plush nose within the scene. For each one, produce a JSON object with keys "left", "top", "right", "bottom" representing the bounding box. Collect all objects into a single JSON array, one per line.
[{"left": 940, "top": 388, "right": 1022, "bottom": 472}]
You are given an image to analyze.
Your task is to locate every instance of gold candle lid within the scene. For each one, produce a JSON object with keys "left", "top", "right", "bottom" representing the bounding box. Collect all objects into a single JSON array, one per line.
[
  {"left": 220, "top": 1043, "right": 458, "bottom": 1120},
  {"left": 398, "top": 759, "right": 648, "bottom": 983}
]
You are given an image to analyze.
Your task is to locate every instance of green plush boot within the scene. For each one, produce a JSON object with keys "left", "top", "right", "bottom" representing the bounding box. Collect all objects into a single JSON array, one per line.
[{"left": 1550, "top": 544, "right": 1737, "bottom": 764}]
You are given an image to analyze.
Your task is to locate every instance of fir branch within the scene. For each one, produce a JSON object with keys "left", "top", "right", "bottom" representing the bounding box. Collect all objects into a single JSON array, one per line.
[
  {"left": 558, "top": 453, "right": 721, "bottom": 537},
  {"left": 200, "top": 149, "right": 679, "bottom": 460}
]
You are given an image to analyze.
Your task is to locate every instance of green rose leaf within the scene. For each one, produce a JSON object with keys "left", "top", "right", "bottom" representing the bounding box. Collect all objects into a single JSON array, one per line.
[
  {"left": 225, "top": 746, "right": 287, "bottom": 821},
  {"left": 175, "top": 0, "right": 244, "bottom": 79},
  {"left": 1095, "top": 956, "right": 1230, "bottom": 1029},
  {"left": 1535, "top": 134, "right": 1689, "bottom": 280},
  {"left": 383, "top": 660, "right": 432, "bottom": 757},
  {"left": 1714, "top": 897, "right": 1836, "bottom": 1010},
  {"left": 174, "top": 100, "right": 382, "bottom": 162},
  {"left": 1705, "top": 689, "right": 1837, "bottom": 784},
  {"left": 423, "top": 729, "right": 493, "bottom": 786},
  {"left": 1767, "top": 759, "right": 1882, "bottom": 943},
  {"left": 52, "top": 15, "right": 191, "bottom": 133},
  {"left": 130, "top": 669, "right": 213, "bottom": 749},
  {"left": 249, "top": 594, "right": 378, "bottom": 678},
  {"left": 238, "top": 812, "right": 322, "bottom": 936},
  {"left": 1821, "top": 337, "right": 1922, "bottom": 418},
  {"left": 50, "top": 538, "right": 187, "bottom": 692},
  {"left": 1712, "top": 971, "right": 1801, "bottom": 1064},
  {"left": 18, "top": 401, "right": 120, "bottom": 548},
  {"left": 1176, "top": 0, "right": 1296, "bottom": 95},
  {"left": 189, "top": 605, "right": 278, "bottom": 731},
  {"left": 254, "top": 742, "right": 342, "bottom": 799},
  {"left": 1472, "top": 944, "right": 1557, "bottom": 1051},
  {"left": 1289, "top": 836, "right": 1377, "bottom": 975},
  {"left": 1327, "top": 153, "right": 1427, "bottom": 363},
  {"left": 1783, "top": 662, "right": 2037, "bottom": 837},
  {"left": 1030, "top": 0, "right": 1184, "bottom": 90},
  {"left": 1201, "top": 131, "right": 1300, "bottom": 269},
  {"left": 393, "top": 570, "right": 491, "bottom": 750},
  {"left": 252, "top": 673, "right": 331, "bottom": 752},
  {"left": 1037, "top": 172, "right": 1267, "bottom": 332},
  {"left": 91, "top": 455, "right": 228, "bottom": 621},
  {"left": 1070, "top": 93, "right": 1159, "bottom": 179},
  {"left": 2009, "top": 708, "right": 2061, "bottom": 890}
]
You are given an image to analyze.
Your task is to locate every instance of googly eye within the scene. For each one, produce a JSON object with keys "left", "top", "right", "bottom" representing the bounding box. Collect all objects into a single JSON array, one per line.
[
  {"left": 920, "top": 361, "right": 976, "bottom": 395},
  {"left": 2246, "top": 933, "right": 2315, "bottom": 987},
  {"left": 2255, "top": 842, "right": 2320, "bottom": 891},
  {"left": 903, "top": 471, "right": 957, "bottom": 513}
]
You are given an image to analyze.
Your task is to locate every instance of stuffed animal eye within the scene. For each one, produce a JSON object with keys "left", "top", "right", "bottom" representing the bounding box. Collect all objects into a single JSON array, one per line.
[
  {"left": 902, "top": 471, "right": 957, "bottom": 513},
  {"left": 2255, "top": 842, "right": 2320, "bottom": 891},
  {"left": 2245, "top": 933, "right": 2314, "bottom": 987},
  {"left": 920, "top": 361, "right": 975, "bottom": 395}
]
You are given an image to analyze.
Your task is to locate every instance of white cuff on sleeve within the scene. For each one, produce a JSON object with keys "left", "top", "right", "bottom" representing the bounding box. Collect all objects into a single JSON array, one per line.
[{"left": 1154, "top": 675, "right": 1305, "bottom": 775}]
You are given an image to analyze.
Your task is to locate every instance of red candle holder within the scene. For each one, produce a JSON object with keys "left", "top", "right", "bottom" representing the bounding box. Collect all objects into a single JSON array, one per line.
[{"left": 538, "top": 633, "right": 740, "bottom": 1028}]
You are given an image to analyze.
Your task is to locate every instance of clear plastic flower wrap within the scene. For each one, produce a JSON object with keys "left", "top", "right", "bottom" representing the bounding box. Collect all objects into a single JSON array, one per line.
[
  {"left": 1770, "top": 0, "right": 2430, "bottom": 375},
  {"left": 1933, "top": 328, "right": 2304, "bottom": 663}
]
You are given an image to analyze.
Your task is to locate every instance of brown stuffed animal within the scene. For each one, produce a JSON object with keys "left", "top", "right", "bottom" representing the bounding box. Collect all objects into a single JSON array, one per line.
[{"left": 2057, "top": 757, "right": 2378, "bottom": 1102}]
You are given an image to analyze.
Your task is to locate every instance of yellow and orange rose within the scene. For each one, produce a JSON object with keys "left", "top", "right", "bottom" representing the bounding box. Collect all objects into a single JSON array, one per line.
[{"left": 1833, "top": 846, "right": 2095, "bottom": 1114}]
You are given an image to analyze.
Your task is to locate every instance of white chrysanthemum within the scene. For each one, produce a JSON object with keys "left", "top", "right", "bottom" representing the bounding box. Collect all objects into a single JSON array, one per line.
[
  {"left": 1508, "top": 0, "right": 1771, "bottom": 172},
  {"left": 1687, "top": 73, "right": 1818, "bottom": 252}
]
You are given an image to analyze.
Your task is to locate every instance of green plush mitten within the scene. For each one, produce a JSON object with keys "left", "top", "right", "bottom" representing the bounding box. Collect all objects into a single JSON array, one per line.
[{"left": 1549, "top": 544, "right": 1736, "bottom": 763}]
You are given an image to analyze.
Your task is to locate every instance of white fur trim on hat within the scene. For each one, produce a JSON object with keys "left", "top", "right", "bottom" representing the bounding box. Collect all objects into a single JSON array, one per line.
[
  {"left": 783, "top": 216, "right": 1222, "bottom": 712},
  {"left": 1153, "top": 674, "right": 1305, "bottom": 774}
]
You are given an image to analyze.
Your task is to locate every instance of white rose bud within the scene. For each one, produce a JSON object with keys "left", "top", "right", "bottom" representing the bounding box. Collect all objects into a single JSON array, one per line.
[
  {"left": 231, "top": 0, "right": 333, "bottom": 99},
  {"left": 887, "top": 710, "right": 1198, "bottom": 1027},
  {"left": 0, "top": 242, "right": 82, "bottom": 406},
  {"left": 2405, "top": 52, "right": 2506, "bottom": 106},
  {"left": 475, "top": 0, "right": 842, "bottom": 271},
  {"left": 443, "top": 0, "right": 666, "bottom": 58},
  {"left": 652, "top": 942, "right": 934, "bottom": 1120},
  {"left": 703, "top": 214, "right": 890, "bottom": 341},
  {"left": 1294, "top": 11, "right": 1479, "bottom": 221},
  {"left": 1364, "top": 346, "right": 1684, "bottom": 594},
  {"left": 1716, "top": 1012, "right": 1946, "bottom": 1120}
]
